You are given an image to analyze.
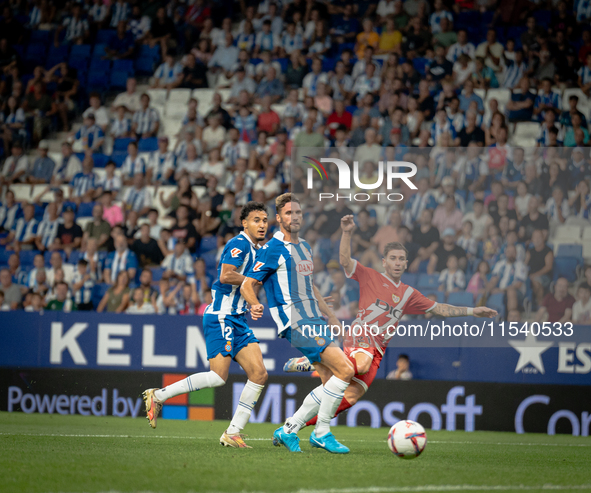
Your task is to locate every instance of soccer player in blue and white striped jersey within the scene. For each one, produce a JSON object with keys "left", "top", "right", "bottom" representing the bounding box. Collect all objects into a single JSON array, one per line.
[
  {"left": 242, "top": 193, "right": 355, "bottom": 454},
  {"left": 143, "top": 202, "right": 270, "bottom": 449}
]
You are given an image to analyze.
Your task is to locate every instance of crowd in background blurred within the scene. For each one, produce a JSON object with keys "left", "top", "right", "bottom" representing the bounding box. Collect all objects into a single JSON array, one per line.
[{"left": 0, "top": 0, "right": 590, "bottom": 323}]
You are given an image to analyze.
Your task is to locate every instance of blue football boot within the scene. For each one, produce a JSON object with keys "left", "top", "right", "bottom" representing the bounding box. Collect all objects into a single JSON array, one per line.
[
  {"left": 273, "top": 426, "right": 303, "bottom": 452},
  {"left": 309, "top": 431, "right": 350, "bottom": 454}
]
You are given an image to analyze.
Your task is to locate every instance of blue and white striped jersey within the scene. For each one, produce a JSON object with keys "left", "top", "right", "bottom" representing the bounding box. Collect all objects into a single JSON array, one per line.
[
  {"left": 70, "top": 172, "right": 98, "bottom": 197},
  {"left": 429, "top": 10, "right": 453, "bottom": 34},
  {"left": 72, "top": 270, "right": 94, "bottom": 304},
  {"left": 578, "top": 65, "right": 591, "bottom": 85},
  {"left": 161, "top": 252, "right": 194, "bottom": 279},
  {"left": 36, "top": 217, "right": 60, "bottom": 248},
  {"left": 124, "top": 186, "right": 153, "bottom": 212},
  {"left": 12, "top": 217, "right": 38, "bottom": 243},
  {"left": 247, "top": 231, "right": 322, "bottom": 334},
  {"left": 491, "top": 259, "right": 528, "bottom": 291},
  {"left": 121, "top": 155, "right": 147, "bottom": 179},
  {"left": 105, "top": 249, "right": 138, "bottom": 283},
  {"left": 149, "top": 151, "right": 175, "bottom": 182},
  {"left": 154, "top": 62, "right": 184, "bottom": 85},
  {"left": 110, "top": 1, "right": 130, "bottom": 27},
  {"left": 438, "top": 269, "right": 466, "bottom": 293},
  {"left": 0, "top": 202, "right": 21, "bottom": 231},
  {"left": 502, "top": 61, "right": 528, "bottom": 89},
  {"left": 132, "top": 107, "right": 160, "bottom": 135},
  {"left": 206, "top": 231, "right": 258, "bottom": 316},
  {"left": 75, "top": 124, "right": 104, "bottom": 150}
]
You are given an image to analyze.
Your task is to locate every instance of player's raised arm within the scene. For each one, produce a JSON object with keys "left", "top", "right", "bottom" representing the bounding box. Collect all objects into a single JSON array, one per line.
[
  {"left": 339, "top": 215, "right": 356, "bottom": 276},
  {"left": 431, "top": 304, "right": 498, "bottom": 318},
  {"left": 241, "top": 277, "right": 264, "bottom": 319}
]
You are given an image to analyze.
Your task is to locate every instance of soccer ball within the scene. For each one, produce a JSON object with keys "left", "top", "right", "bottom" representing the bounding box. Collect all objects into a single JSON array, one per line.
[{"left": 387, "top": 420, "right": 427, "bottom": 459}]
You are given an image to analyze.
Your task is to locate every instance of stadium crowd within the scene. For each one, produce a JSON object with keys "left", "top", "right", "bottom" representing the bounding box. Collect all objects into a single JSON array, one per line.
[{"left": 0, "top": 0, "right": 590, "bottom": 323}]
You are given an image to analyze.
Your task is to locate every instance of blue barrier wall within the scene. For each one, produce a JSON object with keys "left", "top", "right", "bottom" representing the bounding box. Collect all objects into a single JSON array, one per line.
[{"left": 1, "top": 312, "right": 590, "bottom": 386}]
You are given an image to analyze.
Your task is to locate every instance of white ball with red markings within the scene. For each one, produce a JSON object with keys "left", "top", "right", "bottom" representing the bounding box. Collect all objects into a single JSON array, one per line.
[{"left": 387, "top": 420, "right": 427, "bottom": 459}]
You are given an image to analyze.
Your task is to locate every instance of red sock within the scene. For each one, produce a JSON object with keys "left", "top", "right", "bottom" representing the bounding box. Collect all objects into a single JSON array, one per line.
[
  {"left": 348, "top": 355, "right": 358, "bottom": 375},
  {"left": 305, "top": 397, "right": 353, "bottom": 427}
]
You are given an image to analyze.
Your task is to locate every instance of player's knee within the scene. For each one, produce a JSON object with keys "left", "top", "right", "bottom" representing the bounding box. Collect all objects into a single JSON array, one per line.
[
  {"left": 357, "top": 359, "right": 372, "bottom": 375},
  {"left": 251, "top": 368, "right": 268, "bottom": 386},
  {"left": 340, "top": 359, "right": 355, "bottom": 381},
  {"left": 209, "top": 370, "right": 227, "bottom": 387}
]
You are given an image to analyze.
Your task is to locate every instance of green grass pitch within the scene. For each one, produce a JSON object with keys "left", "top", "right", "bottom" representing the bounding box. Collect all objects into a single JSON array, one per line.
[{"left": 1, "top": 412, "right": 590, "bottom": 493}]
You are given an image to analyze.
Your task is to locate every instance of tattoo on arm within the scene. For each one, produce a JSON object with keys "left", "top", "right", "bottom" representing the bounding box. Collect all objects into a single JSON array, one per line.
[{"left": 433, "top": 304, "right": 468, "bottom": 317}]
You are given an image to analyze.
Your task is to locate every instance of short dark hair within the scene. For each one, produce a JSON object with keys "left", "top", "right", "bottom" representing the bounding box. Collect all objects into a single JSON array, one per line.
[
  {"left": 383, "top": 242, "right": 408, "bottom": 258},
  {"left": 240, "top": 201, "right": 267, "bottom": 222},
  {"left": 275, "top": 193, "right": 300, "bottom": 213},
  {"left": 578, "top": 283, "right": 591, "bottom": 291},
  {"left": 78, "top": 259, "right": 88, "bottom": 267},
  {"left": 398, "top": 353, "right": 409, "bottom": 361}
]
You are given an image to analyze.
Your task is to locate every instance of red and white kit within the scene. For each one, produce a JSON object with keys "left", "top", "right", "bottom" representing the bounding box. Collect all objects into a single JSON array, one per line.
[{"left": 344, "top": 259, "right": 437, "bottom": 390}]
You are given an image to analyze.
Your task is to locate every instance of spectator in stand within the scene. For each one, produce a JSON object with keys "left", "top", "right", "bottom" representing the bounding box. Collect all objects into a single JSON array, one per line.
[
  {"left": 1, "top": 142, "right": 28, "bottom": 186},
  {"left": 180, "top": 53, "right": 208, "bottom": 89},
  {"left": 519, "top": 196, "right": 549, "bottom": 243},
  {"left": 132, "top": 223, "right": 164, "bottom": 267},
  {"left": 56, "top": 4, "right": 89, "bottom": 46},
  {"left": 124, "top": 174, "right": 153, "bottom": 216},
  {"left": 1, "top": 203, "right": 38, "bottom": 252},
  {"left": 0, "top": 190, "right": 21, "bottom": 232},
  {"left": 152, "top": 51, "right": 184, "bottom": 89},
  {"left": 132, "top": 93, "right": 160, "bottom": 139},
  {"left": 83, "top": 204, "right": 111, "bottom": 251},
  {"left": 71, "top": 259, "right": 94, "bottom": 311},
  {"left": 70, "top": 113, "right": 104, "bottom": 152},
  {"left": 255, "top": 66, "right": 284, "bottom": 104},
  {"left": 25, "top": 140, "right": 54, "bottom": 184},
  {"left": 97, "top": 270, "right": 130, "bottom": 313},
  {"left": 100, "top": 191, "right": 124, "bottom": 228},
  {"left": 1, "top": 267, "right": 22, "bottom": 309},
  {"left": 409, "top": 209, "right": 440, "bottom": 273},
  {"left": 148, "top": 6, "right": 177, "bottom": 59},
  {"left": 162, "top": 240, "right": 194, "bottom": 283},
  {"left": 52, "top": 142, "right": 82, "bottom": 185},
  {"left": 428, "top": 228, "right": 466, "bottom": 274},
  {"left": 573, "top": 283, "right": 591, "bottom": 324},
  {"left": 386, "top": 354, "right": 413, "bottom": 380},
  {"left": 438, "top": 255, "right": 466, "bottom": 294},
  {"left": 105, "top": 20, "right": 135, "bottom": 60},
  {"left": 83, "top": 93, "right": 110, "bottom": 133},
  {"left": 506, "top": 77, "right": 535, "bottom": 123},
  {"left": 23, "top": 81, "right": 57, "bottom": 144},
  {"left": 525, "top": 229, "right": 554, "bottom": 307},
  {"left": 126, "top": 287, "right": 156, "bottom": 314},
  {"left": 536, "top": 277, "right": 575, "bottom": 323},
  {"left": 433, "top": 194, "right": 463, "bottom": 235},
  {"left": 104, "top": 234, "right": 138, "bottom": 285},
  {"left": 46, "top": 282, "right": 75, "bottom": 312},
  {"left": 70, "top": 155, "right": 100, "bottom": 204},
  {"left": 111, "top": 78, "right": 141, "bottom": 114},
  {"left": 54, "top": 206, "right": 83, "bottom": 256},
  {"left": 121, "top": 141, "right": 147, "bottom": 185},
  {"left": 487, "top": 244, "right": 528, "bottom": 315}
]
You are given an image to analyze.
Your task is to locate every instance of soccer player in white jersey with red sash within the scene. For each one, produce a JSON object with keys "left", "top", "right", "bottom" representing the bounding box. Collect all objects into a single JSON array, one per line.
[{"left": 286, "top": 214, "right": 498, "bottom": 427}]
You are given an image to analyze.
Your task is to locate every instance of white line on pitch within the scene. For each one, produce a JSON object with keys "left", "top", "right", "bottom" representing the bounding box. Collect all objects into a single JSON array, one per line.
[
  {"left": 296, "top": 486, "right": 591, "bottom": 493},
  {"left": 1, "top": 433, "right": 590, "bottom": 447}
]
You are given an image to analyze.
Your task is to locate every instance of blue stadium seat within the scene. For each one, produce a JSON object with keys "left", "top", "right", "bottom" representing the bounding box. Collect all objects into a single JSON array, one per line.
[
  {"left": 30, "top": 30, "right": 51, "bottom": 44},
  {"left": 70, "top": 44, "right": 91, "bottom": 59},
  {"left": 87, "top": 72, "right": 110, "bottom": 92},
  {"left": 417, "top": 274, "right": 439, "bottom": 290},
  {"left": 151, "top": 267, "right": 165, "bottom": 281},
  {"left": 92, "top": 283, "right": 110, "bottom": 308},
  {"left": 110, "top": 71, "right": 129, "bottom": 89},
  {"left": 135, "top": 56, "right": 156, "bottom": 74},
  {"left": 92, "top": 153, "right": 109, "bottom": 168},
  {"left": 454, "top": 10, "right": 479, "bottom": 29},
  {"left": 422, "top": 290, "right": 445, "bottom": 303},
  {"left": 68, "top": 57, "right": 89, "bottom": 72},
  {"left": 89, "top": 58, "right": 111, "bottom": 72},
  {"left": 69, "top": 250, "right": 81, "bottom": 264},
  {"left": 77, "top": 202, "right": 95, "bottom": 217},
  {"left": 553, "top": 257, "right": 579, "bottom": 282},
  {"left": 322, "top": 57, "right": 336, "bottom": 72},
  {"left": 139, "top": 44, "right": 160, "bottom": 60},
  {"left": 413, "top": 57, "right": 428, "bottom": 76},
  {"left": 276, "top": 58, "right": 288, "bottom": 73},
  {"left": 201, "top": 251, "right": 217, "bottom": 270},
  {"left": 487, "top": 292, "right": 505, "bottom": 319},
  {"left": 20, "top": 250, "right": 41, "bottom": 267},
  {"left": 113, "top": 138, "right": 136, "bottom": 152},
  {"left": 400, "top": 273, "right": 417, "bottom": 287},
  {"left": 46, "top": 45, "right": 69, "bottom": 69},
  {"left": 533, "top": 10, "right": 552, "bottom": 28},
  {"left": 138, "top": 137, "right": 158, "bottom": 152},
  {"left": 556, "top": 244, "right": 583, "bottom": 264},
  {"left": 109, "top": 152, "right": 127, "bottom": 167},
  {"left": 447, "top": 292, "right": 474, "bottom": 307},
  {"left": 96, "top": 29, "right": 116, "bottom": 44},
  {"left": 199, "top": 236, "right": 218, "bottom": 254},
  {"left": 92, "top": 44, "right": 108, "bottom": 59},
  {"left": 0, "top": 249, "right": 11, "bottom": 264},
  {"left": 113, "top": 59, "right": 134, "bottom": 74}
]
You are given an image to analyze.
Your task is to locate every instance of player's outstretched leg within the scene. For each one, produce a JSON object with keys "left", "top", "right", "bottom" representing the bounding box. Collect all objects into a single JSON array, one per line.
[
  {"left": 142, "top": 371, "right": 225, "bottom": 428},
  {"left": 220, "top": 343, "right": 267, "bottom": 448},
  {"left": 273, "top": 383, "right": 325, "bottom": 452},
  {"left": 309, "top": 347, "right": 354, "bottom": 454}
]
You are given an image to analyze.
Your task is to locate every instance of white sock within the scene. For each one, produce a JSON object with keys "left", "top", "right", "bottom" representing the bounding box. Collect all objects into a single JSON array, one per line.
[
  {"left": 315, "top": 376, "right": 349, "bottom": 438},
  {"left": 283, "top": 384, "right": 324, "bottom": 434},
  {"left": 226, "top": 380, "right": 265, "bottom": 434},
  {"left": 154, "top": 371, "right": 225, "bottom": 402}
]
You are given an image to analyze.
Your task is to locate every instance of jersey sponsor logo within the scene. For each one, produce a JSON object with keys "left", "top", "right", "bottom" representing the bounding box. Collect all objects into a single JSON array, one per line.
[
  {"left": 253, "top": 261, "right": 265, "bottom": 272},
  {"left": 392, "top": 295, "right": 400, "bottom": 303},
  {"left": 296, "top": 260, "right": 314, "bottom": 276},
  {"left": 230, "top": 248, "right": 242, "bottom": 258}
]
